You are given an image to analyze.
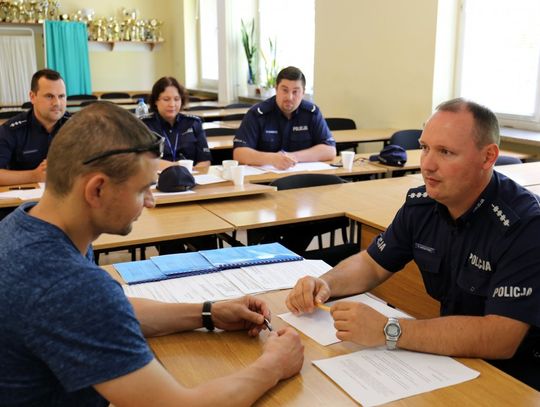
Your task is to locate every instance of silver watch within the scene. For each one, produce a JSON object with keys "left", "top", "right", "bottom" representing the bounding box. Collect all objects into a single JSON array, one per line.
[{"left": 384, "top": 317, "right": 401, "bottom": 350}]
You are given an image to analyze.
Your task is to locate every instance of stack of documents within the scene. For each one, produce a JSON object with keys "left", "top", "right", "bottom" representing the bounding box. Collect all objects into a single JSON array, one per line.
[{"left": 122, "top": 258, "right": 331, "bottom": 303}]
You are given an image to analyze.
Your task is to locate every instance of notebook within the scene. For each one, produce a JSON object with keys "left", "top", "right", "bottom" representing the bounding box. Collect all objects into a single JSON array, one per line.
[
  {"left": 200, "top": 243, "right": 302, "bottom": 269},
  {"left": 114, "top": 242, "right": 303, "bottom": 285}
]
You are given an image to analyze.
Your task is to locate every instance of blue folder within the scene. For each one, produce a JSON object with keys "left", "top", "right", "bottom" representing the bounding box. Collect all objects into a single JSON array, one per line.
[{"left": 114, "top": 243, "right": 303, "bottom": 285}]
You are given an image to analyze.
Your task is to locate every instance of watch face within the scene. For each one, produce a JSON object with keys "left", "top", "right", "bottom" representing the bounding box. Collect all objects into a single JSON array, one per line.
[{"left": 386, "top": 324, "right": 400, "bottom": 336}]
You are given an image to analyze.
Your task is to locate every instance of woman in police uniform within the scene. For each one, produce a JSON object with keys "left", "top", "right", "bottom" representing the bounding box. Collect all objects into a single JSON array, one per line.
[{"left": 143, "top": 77, "right": 211, "bottom": 169}]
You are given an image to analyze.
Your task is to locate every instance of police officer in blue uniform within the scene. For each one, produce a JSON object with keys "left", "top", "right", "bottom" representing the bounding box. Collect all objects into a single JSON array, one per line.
[
  {"left": 0, "top": 69, "right": 70, "bottom": 186},
  {"left": 233, "top": 66, "right": 336, "bottom": 170},
  {"left": 143, "top": 76, "right": 213, "bottom": 254},
  {"left": 286, "top": 98, "right": 540, "bottom": 390},
  {"left": 142, "top": 76, "right": 211, "bottom": 170}
]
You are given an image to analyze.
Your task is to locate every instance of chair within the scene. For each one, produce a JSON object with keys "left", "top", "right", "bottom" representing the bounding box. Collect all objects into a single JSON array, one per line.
[
  {"left": 80, "top": 100, "right": 99, "bottom": 107},
  {"left": 325, "top": 117, "right": 357, "bottom": 130},
  {"left": 388, "top": 129, "right": 422, "bottom": 150},
  {"left": 131, "top": 93, "right": 150, "bottom": 103},
  {"left": 495, "top": 155, "right": 522, "bottom": 166},
  {"left": 251, "top": 174, "right": 359, "bottom": 265},
  {"left": 21, "top": 101, "right": 32, "bottom": 109},
  {"left": 221, "top": 113, "right": 245, "bottom": 121},
  {"left": 186, "top": 105, "right": 221, "bottom": 111},
  {"left": 325, "top": 117, "right": 358, "bottom": 154},
  {"left": 67, "top": 94, "right": 97, "bottom": 101},
  {"left": 225, "top": 103, "right": 252, "bottom": 108},
  {"left": 205, "top": 128, "right": 236, "bottom": 136},
  {"left": 100, "top": 92, "right": 131, "bottom": 99},
  {"left": 0, "top": 110, "right": 20, "bottom": 119}
]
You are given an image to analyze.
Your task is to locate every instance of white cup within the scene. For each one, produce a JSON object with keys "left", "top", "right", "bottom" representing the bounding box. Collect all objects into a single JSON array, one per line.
[
  {"left": 231, "top": 165, "right": 245, "bottom": 186},
  {"left": 341, "top": 151, "right": 355, "bottom": 171},
  {"left": 177, "top": 159, "right": 194, "bottom": 172},
  {"left": 222, "top": 160, "right": 238, "bottom": 180}
]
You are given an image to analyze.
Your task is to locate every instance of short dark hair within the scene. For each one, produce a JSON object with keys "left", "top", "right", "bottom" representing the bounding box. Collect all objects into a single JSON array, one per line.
[
  {"left": 276, "top": 66, "right": 306, "bottom": 89},
  {"left": 30, "top": 69, "right": 63, "bottom": 93},
  {"left": 436, "top": 97, "right": 500, "bottom": 147},
  {"left": 148, "top": 76, "right": 189, "bottom": 113},
  {"left": 47, "top": 102, "right": 156, "bottom": 196}
]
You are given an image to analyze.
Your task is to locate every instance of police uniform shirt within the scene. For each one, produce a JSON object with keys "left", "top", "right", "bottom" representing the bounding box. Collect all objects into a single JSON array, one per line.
[
  {"left": 0, "top": 108, "right": 70, "bottom": 170},
  {"left": 367, "top": 171, "right": 540, "bottom": 365},
  {"left": 233, "top": 96, "right": 335, "bottom": 152},
  {"left": 142, "top": 112, "right": 211, "bottom": 163}
]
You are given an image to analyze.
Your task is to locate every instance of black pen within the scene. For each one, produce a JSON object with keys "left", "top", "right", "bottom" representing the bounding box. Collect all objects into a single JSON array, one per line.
[
  {"left": 263, "top": 317, "right": 273, "bottom": 332},
  {"left": 9, "top": 186, "right": 35, "bottom": 190}
]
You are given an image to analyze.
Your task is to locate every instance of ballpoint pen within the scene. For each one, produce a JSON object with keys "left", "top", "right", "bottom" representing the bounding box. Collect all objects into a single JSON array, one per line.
[
  {"left": 263, "top": 317, "right": 273, "bottom": 331},
  {"left": 8, "top": 186, "right": 35, "bottom": 190}
]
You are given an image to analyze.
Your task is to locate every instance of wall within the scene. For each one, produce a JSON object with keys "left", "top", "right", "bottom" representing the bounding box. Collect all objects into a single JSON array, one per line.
[
  {"left": 314, "top": 0, "right": 438, "bottom": 130},
  {"left": 59, "top": 0, "right": 182, "bottom": 92}
]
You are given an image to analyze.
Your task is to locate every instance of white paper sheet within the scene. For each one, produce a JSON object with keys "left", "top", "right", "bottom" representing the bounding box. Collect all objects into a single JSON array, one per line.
[
  {"left": 278, "top": 293, "right": 411, "bottom": 346},
  {"left": 257, "top": 161, "right": 334, "bottom": 173},
  {"left": 151, "top": 189, "right": 196, "bottom": 197},
  {"left": 0, "top": 188, "right": 44, "bottom": 200},
  {"left": 313, "top": 348, "right": 480, "bottom": 406},
  {"left": 193, "top": 174, "right": 228, "bottom": 185}
]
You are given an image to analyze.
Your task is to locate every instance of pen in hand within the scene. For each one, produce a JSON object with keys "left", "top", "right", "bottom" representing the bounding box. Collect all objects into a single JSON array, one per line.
[
  {"left": 316, "top": 303, "right": 331, "bottom": 312},
  {"left": 263, "top": 317, "right": 273, "bottom": 331}
]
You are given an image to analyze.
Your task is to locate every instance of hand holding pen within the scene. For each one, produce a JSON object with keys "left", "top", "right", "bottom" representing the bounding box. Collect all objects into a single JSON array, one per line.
[{"left": 272, "top": 150, "right": 298, "bottom": 170}]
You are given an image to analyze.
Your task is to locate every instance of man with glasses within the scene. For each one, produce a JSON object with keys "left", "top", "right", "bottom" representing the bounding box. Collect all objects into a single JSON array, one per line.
[
  {"left": 0, "top": 102, "right": 303, "bottom": 406},
  {"left": 0, "top": 69, "right": 70, "bottom": 186}
]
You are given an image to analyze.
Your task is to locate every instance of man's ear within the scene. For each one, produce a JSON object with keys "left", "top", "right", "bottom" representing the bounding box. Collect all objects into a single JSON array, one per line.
[
  {"left": 483, "top": 143, "right": 499, "bottom": 168},
  {"left": 84, "top": 174, "right": 107, "bottom": 208}
]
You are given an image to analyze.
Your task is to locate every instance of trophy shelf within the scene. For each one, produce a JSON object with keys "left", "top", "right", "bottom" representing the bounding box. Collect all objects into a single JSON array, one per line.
[{"left": 88, "top": 40, "right": 164, "bottom": 51}]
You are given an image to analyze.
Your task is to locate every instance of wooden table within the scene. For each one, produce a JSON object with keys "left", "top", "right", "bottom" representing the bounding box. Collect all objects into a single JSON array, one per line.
[
  {"left": 527, "top": 184, "right": 540, "bottom": 195},
  {"left": 357, "top": 149, "right": 535, "bottom": 174},
  {"left": 93, "top": 204, "right": 233, "bottom": 251},
  {"left": 153, "top": 182, "right": 276, "bottom": 205},
  {"left": 245, "top": 162, "right": 386, "bottom": 184},
  {"left": 494, "top": 161, "right": 540, "bottom": 186},
  {"left": 205, "top": 128, "right": 398, "bottom": 150},
  {"left": 191, "top": 107, "right": 249, "bottom": 121},
  {"left": 201, "top": 177, "right": 422, "bottom": 232},
  {"left": 103, "top": 265, "right": 540, "bottom": 406}
]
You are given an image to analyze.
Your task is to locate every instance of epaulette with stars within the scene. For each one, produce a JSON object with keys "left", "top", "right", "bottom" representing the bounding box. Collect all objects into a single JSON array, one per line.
[
  {"left": 8, "top": 118, "right": 27, "bottom": 129},
  {"left": 404, "top": 185, "right": 433, "bottom": 206},
  {"left": 489, "top": 199, "right": 518, "bottom": 231}
]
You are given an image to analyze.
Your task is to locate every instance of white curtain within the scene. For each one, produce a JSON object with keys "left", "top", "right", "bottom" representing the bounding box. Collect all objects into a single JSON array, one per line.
[{"left": 0, "top": 29, "right": 37, "bottom": 106}]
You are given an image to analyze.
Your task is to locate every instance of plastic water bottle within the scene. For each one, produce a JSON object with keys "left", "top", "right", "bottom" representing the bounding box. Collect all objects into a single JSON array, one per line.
[{"left": 135, "top": 98, "right": 149, "bottom": 118}]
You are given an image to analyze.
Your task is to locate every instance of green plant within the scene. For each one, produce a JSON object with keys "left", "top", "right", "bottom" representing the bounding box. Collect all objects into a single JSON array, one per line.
[
  {"left": 260, "top": 37, "right": 278, "bottom": 88},
  {"left": 240, "top": 19, "right": 257, "bottom": 85}
]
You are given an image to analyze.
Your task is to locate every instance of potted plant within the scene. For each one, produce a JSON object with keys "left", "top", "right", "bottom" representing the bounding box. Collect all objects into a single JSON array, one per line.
[
  {"left": 260, "top": 37, "right": 278, "bottom": 97},
  {"left": 241, "top": 18, "right": 257, "bottom": 95}
]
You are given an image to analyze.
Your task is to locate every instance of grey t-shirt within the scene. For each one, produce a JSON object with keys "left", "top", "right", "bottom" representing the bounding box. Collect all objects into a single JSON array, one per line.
[{"left": 0, "top": 202, "right": 154, "bottom": 406}]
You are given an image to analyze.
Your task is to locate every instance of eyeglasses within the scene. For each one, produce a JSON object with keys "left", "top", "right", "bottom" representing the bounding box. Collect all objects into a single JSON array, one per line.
[{"left": 82, "top": 132, "right": 164, "bottom": 165}]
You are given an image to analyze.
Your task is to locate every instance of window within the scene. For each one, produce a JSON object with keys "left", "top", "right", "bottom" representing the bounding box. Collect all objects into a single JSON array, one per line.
[
  {"left": 198, "top": 0, "right": 219, "bottom": 86},
  {"left": 258, "top": 0, "right": 315, "bottom": 93},
  {"left": 456, "top": 0, "right": 540, "bottom": 129}
]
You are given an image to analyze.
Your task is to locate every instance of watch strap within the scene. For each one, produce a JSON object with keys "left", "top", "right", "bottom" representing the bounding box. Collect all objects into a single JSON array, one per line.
[{"left": 202, "top": 301, "right": 215, "bottom": 331}]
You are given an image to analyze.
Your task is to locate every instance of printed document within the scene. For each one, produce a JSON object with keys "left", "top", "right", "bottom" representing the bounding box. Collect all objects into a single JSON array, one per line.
[{"left": 313, "top": 348, "right": 480, "bottom": 406}]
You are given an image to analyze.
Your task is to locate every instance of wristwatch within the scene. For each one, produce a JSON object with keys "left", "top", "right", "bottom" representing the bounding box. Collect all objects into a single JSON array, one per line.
[
  {"left": 384, "top": 317, "right": 401, "bottom": 350},
  {"left": 202, "top": 301, "right": 215, "bottom": 331}
]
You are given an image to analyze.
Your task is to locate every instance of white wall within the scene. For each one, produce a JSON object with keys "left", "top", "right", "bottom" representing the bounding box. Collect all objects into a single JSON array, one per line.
[{"left": 314, "top": 0, "right": 439, "bottom": 129}]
